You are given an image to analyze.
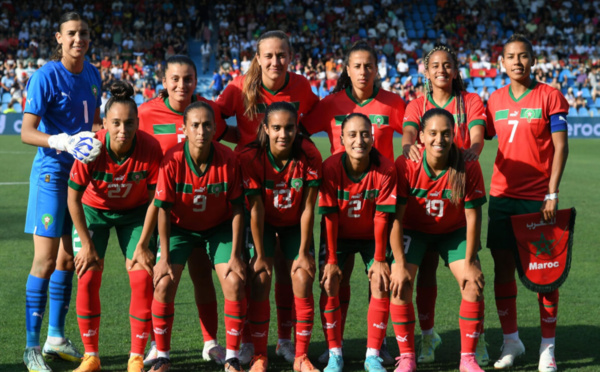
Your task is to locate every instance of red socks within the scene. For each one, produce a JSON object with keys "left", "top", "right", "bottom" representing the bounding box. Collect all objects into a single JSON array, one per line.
[
  {"left": 294, "top": 296, "right": 314, "bottom": 357},
  {"left": 248, "top": 299, "right": 270, "bottom": 356},
  {"left": 367, "top": 297, "right": 389, "bottom": 349},
  {"left": 459, "top": 299, "right": 485, "bottom": 354},
  {"left": 76, "top": 270, "right": 103, "bottom": 353},
  {"left": 276, "top": 283, "right": 295, "bottom": 340},
  {"left": 339, "top": 285, "right": 351, "bottom": 339},
  {"left": 538, "top": 289, "right": 559, "bottom": 338},
  {"left": 224, "top": 299, "right": 247, "bottom": 351},
  {"left": 321, "top": 295, "right": 342, "bottom": 349},
  {"left": 128, "top": 270, "right": 153, "bottom": 355},
  {"left": 390, "top": 303, "right": 415, "bottom": 354},
  {"left": 416, "top": 286, "right": 437, "bottom": 331},
  {"left": 494, "top": 280, "right": 518, "bottom": 335},
  {"left": 197, "top": 300, "right": 218, "bottom": 342},
  {"left": 152, "top": 300, "right": 174, "bottom": 352}
]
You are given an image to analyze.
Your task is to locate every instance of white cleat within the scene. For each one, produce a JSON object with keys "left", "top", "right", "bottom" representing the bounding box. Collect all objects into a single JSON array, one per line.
[
  {"left": 143, "top": 341, "right": 158, "bottom": 367},
  {"left": 494, "top": 338, "right": 525, "bottom": 369},
  {"left": 238, "top": 342, "right": 254, "bottom": 365},
  {"left": 538, "top": 344, "right": 557, "bottom": 372},
  {"left": 202, "top": 341, "right": 226, "bottom": 365}
]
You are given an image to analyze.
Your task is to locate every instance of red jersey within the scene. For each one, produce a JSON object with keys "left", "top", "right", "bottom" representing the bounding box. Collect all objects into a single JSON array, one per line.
[
  {"left": 485, "top": 81, "right": 569, "bottom": 200},
  {"left": 319, "top": 152, "right": 397, "bottom": 240},
  {"left": 154, "top": 141, "right": 243, "bottom": 231},
  {"left": 240, "top": 139, "right": 322, "bottom": 227},
  {"left": 395, "top": 150, "right": 487, "bottom": 234},
  {"left": 68, "top": 129, "right": 162, "bottom": 210},
  {"left": 302, "top": 87, "right": 405, "bottom": 161},
  {"left": 216, "top": 72, "right": 319, "bottom": 151},
  {"left": 138, "top": 95, "right": 227, "bottom": 155},
  {"left": 403, "top": 92, "right": 486, "bottom": 150}
]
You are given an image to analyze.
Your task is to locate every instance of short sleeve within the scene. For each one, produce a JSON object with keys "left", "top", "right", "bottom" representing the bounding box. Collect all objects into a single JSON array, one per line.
[
  {"left": 67, "top": 157, "right": 91, "bottom": 192},
  {"left": 390, "top": 96, "right": 406, "bottom": 135},
  {"left": 464, "top": 161, "right": 487, "bottom": 209},
  {"left": 547, "top": 88, "right": 570, "bottom": 117},
  {"left": 216, "top": 76, "right": 243, "bottom": 118},
  {"left": 465, "top": 93, "right": 486, "bottom": 130},
  {"left": 394, "top": 156, "right": 409, "bottom": 204},
  {"left": 240, "top": 150, "right": 263, "bottom": 195},
  {"left": 484, "top": 100, "right": 496, "bottom": 138},
  {"left": 24, "top": 68, "right": 52, "bottom": 117},
  {"left": 318, "top": 158, "right": 339, "bottom": 214},
  {"left": 146, "top": 136, "right": 163, "bottom": 190},
  {"left": 154, "top": 155, "right": 177, "bottom": 209},
  {"left": 375, "top": 162, "right": 397, "bottom": 213},
  {"left": 304, "top": 141, "right": 323, "bottom": 187},
  {"left": 402, "top": 98, "right": 423, "bottom": 131},
  {"left": 227, "top": 155, "right": 244, "bottom": 204}
]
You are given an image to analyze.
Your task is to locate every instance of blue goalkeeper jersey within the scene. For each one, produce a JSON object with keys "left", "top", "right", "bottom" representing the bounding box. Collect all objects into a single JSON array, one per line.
[{"left": 25, "top": 60, "right": 102, "bottom": 179}]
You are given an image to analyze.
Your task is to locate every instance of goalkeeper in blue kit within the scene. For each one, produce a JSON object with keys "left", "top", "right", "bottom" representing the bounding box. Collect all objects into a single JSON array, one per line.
[{"left": 20, "top": 11, "right": 103, "bottom": 372}]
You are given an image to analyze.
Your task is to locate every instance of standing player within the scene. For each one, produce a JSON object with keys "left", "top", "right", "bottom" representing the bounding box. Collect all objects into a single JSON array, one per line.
[
  {"left": 485, "top": 34, "right": 569, "bottom": 372},
  {"left": 240, "top": 102, "right": 322, "bottom": 372},
  {"left": 400, "top": 44, "right": 488, "bottom": 366},
  {"left": 20, "top": 12, "right": 102, "bottom": 372},
  {"left": 216, "top": 30, "right": 319, "bottom": 365},
  {"left": 318, "top": 113, "right": 397, "bottom": 372},
  {"left": 150, "top": 102, "right": 247, "bottom": 372},
  {"left": 302, "top": 41, "right": 405, "bottom": 365},
  {"left": 137, "top": 55, "right": 229, "bottom": 366},
  {"left": 389, "top": 108, "right": 487, "bottom": 372},
  {"left": 67, "top": 81, "right": 162, "bottom": 372}
]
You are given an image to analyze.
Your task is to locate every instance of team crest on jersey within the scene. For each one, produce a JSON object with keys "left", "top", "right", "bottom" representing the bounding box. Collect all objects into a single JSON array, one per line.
[
  {"left": 364, "top": 189, "right": 379, "bottom": 201},
  {"left": 521, "top": 108, "right": 542, "bottom": 123},
  {"left": 291, "top": 178, "right": 303, "bottom": 191},
  {"left": 208, "top": 182, "right": 227, "bottom": 197},
  {"left": 91, "top": 84, "right": 99, "bottom": 99},
  {"left": 369, "top": 114, "right": 389, "bottom": 128},
  {"left": 129, "top": 171, "right": 145, "bottom": 184},
  {"left": 42, "top": 213, "right": 54, "bottom": 230}
]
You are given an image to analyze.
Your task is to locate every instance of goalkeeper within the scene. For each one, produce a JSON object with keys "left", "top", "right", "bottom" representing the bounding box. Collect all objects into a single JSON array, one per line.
[{"left": 20, "top": 11, "right": 103, "bottom": 372}]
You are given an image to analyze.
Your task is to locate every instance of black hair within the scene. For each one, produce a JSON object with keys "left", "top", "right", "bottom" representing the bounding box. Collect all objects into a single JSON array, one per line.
[
  {"left": 331, "top": 40, "right": 380, "bottom": 94},
  {"left": 183, "top": 101, "right": 215, "bottom": 125},
  {"left": 340, "top": 112, "right": 381, "bottom": 167},
  {"left": 502, "top": 34, "right": 534, "bottom": 58},
  {"left": 159, "top": 55, "right": 199, "bottom": 97},
  {"left": 105, "top": 81, "right": 137, "bottom": 116},
  {"left": 51, "top": 12, "right": 87, "bottom": 61}
]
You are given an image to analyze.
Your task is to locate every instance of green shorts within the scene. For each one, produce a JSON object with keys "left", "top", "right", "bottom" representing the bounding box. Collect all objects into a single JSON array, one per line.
[
  {"left": 487, "top": 196, "right": 543, "bottom": 250},
  {"left": 245, "top": 222, "right": 313, "bottom": 261},
  {"left": 161, "top": 221, "right": 233, "bottom": 266},
  {"left": 73, "top": 204, "right": 154, "bottom": 260},
  {"left": 402, "top": 227, "right": 470, "bottom": 266},
  {"left": 318, "top": 236, "right": 392, "bottom": 273}
]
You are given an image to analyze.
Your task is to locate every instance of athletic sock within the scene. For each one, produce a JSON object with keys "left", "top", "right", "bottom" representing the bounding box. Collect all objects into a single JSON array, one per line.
[
  {"left": 224, "top": 298, "right": 246, "bottom": 351},
  {"left": 241, "top": 284, "right": 252, "bottom": 344},
  {"left": 76, "top": 270, "right": 102, "bottom": 353},
  {"left": 48, "top": 269, "right": 74, "bottom": 340},
  {"left": 294, "top": 296, "right": 314, "bottom": 357},
  {"left": 321, "top": 295, "right": 342, "bottom": 349},
  {"left": 390, "top": 303, "right": 416, "bottom": 354},
  {"left": 275, "top": 283, "right": 294, "bottom": 341},
  {"left": 459, "top": 299, "right": 485, "bottom": 354},
  {"left": 339, "top": 285, "right": 351, "bottom": 340},
  {"left": 416, "top": 285, "right": 437, "bottom": 332},
  {"left": 197, "top": 300, "right": 218, "bottom": 342},
  {"left": 538, "top": 289, "right": 559, "bottom": 339},
  {"left": 367, "top": 297, "right": 390, "bottom": 350},
  {"left": 128, "top": 270, "right": 153, "bottom": 355},
  {"left": 248, "top": 299, "right": 270, "bottom": 356},
  {"left": 26, "top": 275, "right": 49, "bottom": 348},
  {"left": 494, "top": 280, "right": 518, "bottom": 335},
  {"left": 152, "top": 299, "right": 174, "bottom": 353}
]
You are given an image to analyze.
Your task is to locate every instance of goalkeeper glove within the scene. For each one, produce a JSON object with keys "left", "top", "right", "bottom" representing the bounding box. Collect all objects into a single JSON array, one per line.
[{"left": 48, "top": 131, "right": 102, "bottom": 164}]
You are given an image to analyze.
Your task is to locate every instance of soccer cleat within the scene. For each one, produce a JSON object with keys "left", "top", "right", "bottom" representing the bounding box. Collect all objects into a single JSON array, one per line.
[
  {"left": 323, "top": 352, "right": 344, "bottom": 372},
  {"left": 293, "top": 354, "right": 319, "bottom": 372},
  {"left": 417, "top": 330, "right": 442, "bottom": 363},
  {"left": 318, "top": 349, "right": 329, "bottom": 364},
  {"left": 202, "top": 342, "right": 226, "bottom": 365},
  {"left": 23, "top": 347, "right": 53, "bottom": 372},
  {"left": 224, "top": 357, "right": 245, "bottom": 372},
  {"left": 394, "top": 354, "right": 417, "bottom": 372},
  {"left": 73, "top": 354, "right": 101, "bottom": 372},
  {"left": 460, "top": 354, "right": 485, "bottom": 372},
  {"left": 538, "top": 344, "right": 557, "bottom": 372},
  {"left": 379, "top": 340, "right": 395, "bottom": 366},
  {"left": 42, "top": 338, "right": 83, "bottom": 362},
  {"left": 364, "top": 355, "right": 386, "bottom": 372},
  {"left": 248, "top": 355, "right": 268, "bottom": 372},
  {"left": 493, "top": 338, "right": 525, "bottom": 369},
  {"left": 143, "top": 341, "right": 158, "bottom": 367},
  {"left": 475, "top": 333, "right": 490, "bottom": 367},
  {"left": 148, "top": 357, "right": 171, "bottom": 372},
  {"left": 276, "top": 340, "right": 296, "bottom": 363},
  {"left": 239, "top": 343, "right": 255, "bottom": 365},
  {"left": 127, "top": 355, "right": 145, "bottom": 372}
]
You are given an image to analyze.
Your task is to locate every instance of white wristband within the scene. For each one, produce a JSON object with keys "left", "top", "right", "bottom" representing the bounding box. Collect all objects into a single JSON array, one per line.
[{"left": 544, "top": 193, "right": 558, "bottom": 201}]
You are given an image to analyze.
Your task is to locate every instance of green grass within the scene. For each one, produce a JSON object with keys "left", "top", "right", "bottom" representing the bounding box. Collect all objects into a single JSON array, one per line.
[{"left": 0, "top": 135, "right": 599, "bottom": 372}]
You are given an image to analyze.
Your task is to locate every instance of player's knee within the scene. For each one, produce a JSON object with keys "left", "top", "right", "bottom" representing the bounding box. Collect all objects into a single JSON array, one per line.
[
  {"left": 251, "top": 271, "right": 271, "bottom": 298},
  {"left": 321, "top": 277, "right": 339, "bottom": 297},
  {"left": 224, "top": 273, "right": 245, "bottom": 300},
  {"left": 461, "top": 280, "right": 484, "bottom": 302},
  {"left": 154, "top": 276, "right": 175, "bottom": 302},
  {"left": 292, "top": 268, "right": 312, "bottom": 287},
  {"left": 31, "top": 256, "right": 57, "bottom": 278}
]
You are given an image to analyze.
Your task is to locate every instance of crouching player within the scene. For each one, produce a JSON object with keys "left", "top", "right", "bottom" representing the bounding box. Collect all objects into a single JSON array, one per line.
[
  {"left": 150, "top": 102, "right": 246, "bottom": 372},
  {"left": 67, "top": 81, "right": 163, "bottom": 372}
]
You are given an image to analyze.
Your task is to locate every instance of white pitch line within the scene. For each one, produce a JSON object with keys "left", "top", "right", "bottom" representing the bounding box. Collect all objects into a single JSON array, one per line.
[
  {"left": 0, "top": 151, "right": 34, "bottom": 154},
  {"left": 0, "top": 182, "right": 29, "bottom": 185}
]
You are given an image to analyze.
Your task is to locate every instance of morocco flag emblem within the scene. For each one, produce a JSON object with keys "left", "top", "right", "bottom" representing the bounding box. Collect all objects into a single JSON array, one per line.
[{"left": 510, "top": 208, "right": 576, "bottom": 293}]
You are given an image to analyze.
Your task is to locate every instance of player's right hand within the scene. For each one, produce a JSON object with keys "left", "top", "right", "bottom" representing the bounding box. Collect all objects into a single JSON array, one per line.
[
  {"left": 130, "top": 244, "right": 155, "bottom": 276},
  {"left": 74, "top": 243, "right": 101, "bottom": 278},
  {"left": 390, "top": 262, "right": 413, "bottom": 299},
  {"left": 48, "top": 131, "right": 102, "bottom": 163},
  {"left": 402, "top": 143, "right": 422, "bottom": 162},
  {"left": 320, "top": 263, "right": 342, "bottom": 291},
  {"left": 153, "top": 258, "right": 174, "bottom": 287}
]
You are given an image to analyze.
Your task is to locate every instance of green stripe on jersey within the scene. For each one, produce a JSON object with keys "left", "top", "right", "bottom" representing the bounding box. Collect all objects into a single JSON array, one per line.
[
  {"left": 153, "top": 123, "right": 177, "bottom": 135},
  {"left": 265, "top": 180, "right": 275, "bottom": 189},
  {"left": 92, "top": 171, "right": 113, "bottom": 182},
  {"left": 334, "top": 115, "right": 347, "bottom": 126},
  {"left": 337, "top": 190, "right": 350, "bottom": 201},
  {"left": 175, "top": 183, "right": 193, "bottom": 193},
  {"left": 410, "top": 188, "right": 451, "bottom": 199},
  {"left": 495, "top": 110, "right": 509, "bottom": 121},
  {"left": 520, "top": 108, "right": 542, "bottom": 121}
]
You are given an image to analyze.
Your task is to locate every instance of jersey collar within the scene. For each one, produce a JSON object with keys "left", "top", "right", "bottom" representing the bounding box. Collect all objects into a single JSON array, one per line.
[
  {"left": 427, "top": 92, "right": 454, "bottom": 109},
  {"left": 345, "top": 85, "right": 379, "bottom": 107},
  {"left": 164, "top": 94, "right": 198, "bottom": 115},
  {"left": 106, "top": 131, "right": 136, "bottom": 165},
  {"left": 509, "top": 79, "right": 537, "bottom": 102},
  {"left": 422, "top": 150, "right": 447, "bottom": 181},
  {"left": 267, "top": 146, "right": 292, "bottom": 173},
  {"left": 262, "top": 72, "right": 290, "bottom": 95},
  {"left": 184, "top": 141, "right": 214, "bottom": 177},
  {"left": 342, "top": 152, "right": 369, "bottom": 183}
]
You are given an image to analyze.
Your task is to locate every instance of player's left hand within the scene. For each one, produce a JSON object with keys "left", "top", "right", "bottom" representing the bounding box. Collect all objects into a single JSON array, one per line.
[
  {"left": 463, "top": 147, "right": 479, "bottom": 161},
  {"left": 224, "top": 255, "right": 246, "bottom": 283},
  {"left": 461, "top": 261, "right": 485, "bottom": 298},
  {"left": 129, "top": 244, "right": 155, "bottom": 276},
  {"left": 153, "top": 258, "right": 174, "bottom": 287},
  {"left": 292, "top": 252, "right": 316, "bottom": 279},
  {"left": 390, "top": 262, "right": 413, "bottom": 299},
  {"left": 540, "top": 199, "right": 558, "bottom": 222},
  {"left": 368, "top": 260, "right": 391, "bottom": 293},
  {"left": 74, "top": 243, "right": 101, "bottom": 278}
]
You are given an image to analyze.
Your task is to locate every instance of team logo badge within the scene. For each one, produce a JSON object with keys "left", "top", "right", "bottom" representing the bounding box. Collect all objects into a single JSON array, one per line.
[
  {"left": 525, "top": 109, "right": 534, "bottom": 123},
  {"left": 42, "top": 213, "right": 54, "bottom": 230},
  {"left": 91, "top": 84, "right": 99, "bottom": 99},
  {"left": 291, "top": 178, "right": 303, "bottom": 191},
  {"left": 365, "top": 190, "right": 377, "bottom": 200},
  {"left": 45, "top": 174, "right": 51, "bottom": 183}
]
